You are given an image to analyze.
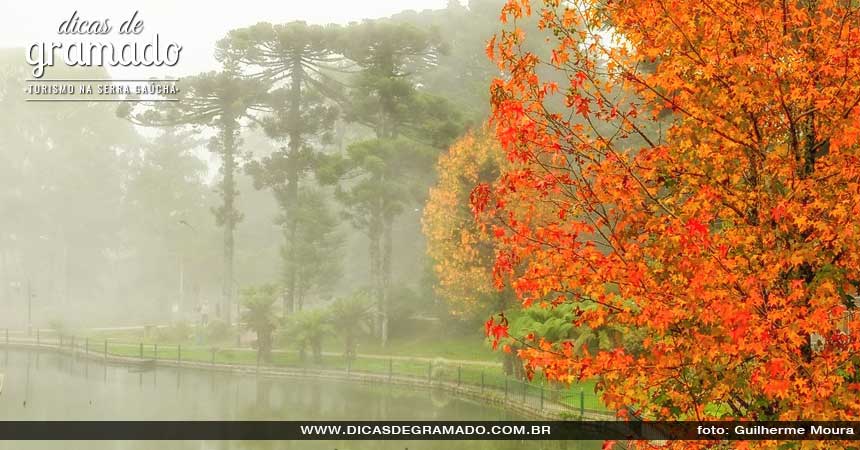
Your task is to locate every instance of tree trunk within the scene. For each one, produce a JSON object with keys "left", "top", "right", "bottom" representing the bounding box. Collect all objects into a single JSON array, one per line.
[
  {"left": 345, "top": 332, "right": 355, "bottom": 361},
  {"left": 368, "top": 220, "right": 382, "bottom": 338},
  {"left": 313, "top": 339, "right": 323, "bottom": 364},
  {"left": 283, "top": 54, "right": 304, "bottom": 316},
  {"left": 298, "top": 344, "right": 307, "bottom": 362},
  {"left": 221, "top": 118, "right": 238, "bottom": 325},
  {"left": 258, "top": 331, "right": 272, "bottom": 363},
  {"left": 380, "top": 216, "right": 393, "bottom": 347}
]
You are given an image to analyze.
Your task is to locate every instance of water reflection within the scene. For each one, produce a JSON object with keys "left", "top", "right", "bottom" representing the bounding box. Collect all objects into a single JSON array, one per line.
[{"left": 0, "top": 350, "right": 598, "bottom": 450}]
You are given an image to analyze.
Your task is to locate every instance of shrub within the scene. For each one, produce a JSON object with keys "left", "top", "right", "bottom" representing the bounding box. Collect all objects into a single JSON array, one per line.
[
  {"left": 156, "top": 322, "right": 192, "bottom": 343},
  {"left": 48, "top": 319, "right": 69, "bottom": 337},
  {"left": 206, "top": 319, "right": 232, "bottom": 342}
]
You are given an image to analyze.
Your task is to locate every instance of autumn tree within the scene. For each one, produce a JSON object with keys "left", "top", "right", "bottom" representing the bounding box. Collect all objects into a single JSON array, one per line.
[
  {"left": 423, "top": 128, "right": 511, "bottom": 319},
  {"left": 480, "top": 0, "right": 860, "bottom": 431},
  {"left": 426, "top": 128, "right": 620, "bottom": 378}
]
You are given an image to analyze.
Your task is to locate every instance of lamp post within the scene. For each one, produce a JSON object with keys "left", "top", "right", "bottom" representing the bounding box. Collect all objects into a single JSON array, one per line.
[{"left": 178, "top": 254, "right": 185, "bottom": 316}]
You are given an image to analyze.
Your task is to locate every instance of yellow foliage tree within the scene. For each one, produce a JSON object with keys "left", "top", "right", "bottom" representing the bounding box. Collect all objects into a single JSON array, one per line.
[{"left": 423, "top": 128, "right": 510, "bottom": 319}]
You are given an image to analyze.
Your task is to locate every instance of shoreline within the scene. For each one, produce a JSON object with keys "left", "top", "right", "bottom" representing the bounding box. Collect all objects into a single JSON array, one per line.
[{"left": 0, "top": 340, "right": 613, "bottom": 421}]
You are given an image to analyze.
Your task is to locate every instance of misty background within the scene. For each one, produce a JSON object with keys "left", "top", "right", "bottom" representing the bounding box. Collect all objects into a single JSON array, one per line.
[
  {"left": 0, "top": 0, "right": 450, "bottom": 79},
  {"left": 0, "top": 0, "right": 510, "bottom": 336}
]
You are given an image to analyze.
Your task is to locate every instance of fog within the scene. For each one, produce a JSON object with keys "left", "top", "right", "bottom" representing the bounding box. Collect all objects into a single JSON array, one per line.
[
  {"left": 0, "top": 0, "right": 504, "bottom": 330},
  {"left": 0, "top": 0, "right": 451, "bottom": 79}
]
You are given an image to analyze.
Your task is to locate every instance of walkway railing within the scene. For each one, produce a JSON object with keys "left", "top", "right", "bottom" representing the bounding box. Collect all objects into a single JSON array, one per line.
[{"left": 1, "top": 328, "right": 613, "bottom": 420}]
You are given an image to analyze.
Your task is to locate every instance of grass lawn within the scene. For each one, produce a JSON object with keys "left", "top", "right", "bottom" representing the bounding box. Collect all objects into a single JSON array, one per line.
[
  {"left": 94, "top": 339, "right": 607, "bottom": 412},
  {"left": 321, "top": 333, "right": 498, "bottom": 362},
  {"left": 66, "top": 324, "right": 609, "bottom": 413},
  {"left": 80, "top": 323, "right": 500, "bottom": 362}
]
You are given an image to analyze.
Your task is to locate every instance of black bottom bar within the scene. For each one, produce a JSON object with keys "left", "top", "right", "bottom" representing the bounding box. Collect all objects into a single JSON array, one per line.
[{"left": 0, "top": 421, "right": 858, "bottom": 441}]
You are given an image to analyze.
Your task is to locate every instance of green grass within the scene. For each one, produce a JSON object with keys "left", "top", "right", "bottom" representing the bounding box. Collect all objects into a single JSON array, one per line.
[
  {"left": 82, "top": 327, "right": 238, "bottom": 348},
  {"left": 65, "top": 326, "right": 610, "bottom": 413},
  {"left": 87, "top": 339, "right": 608, "bottom": 412},
  {"left": 322, "top": 334, "right": 499, "bottom": 362},
  {"left": 83, "top": 326, "right": 500, "bottom": 362}
]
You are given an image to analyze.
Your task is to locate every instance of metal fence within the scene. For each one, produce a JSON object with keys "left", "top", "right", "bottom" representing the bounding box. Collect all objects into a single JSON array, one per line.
[{"left": 2, "top": 328, "right": 611, "bottom": 418}]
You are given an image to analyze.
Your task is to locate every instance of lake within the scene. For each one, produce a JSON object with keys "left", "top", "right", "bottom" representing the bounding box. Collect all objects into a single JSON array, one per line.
[{"left": 0, "top": 350, "right": 599, "bottom": 450}]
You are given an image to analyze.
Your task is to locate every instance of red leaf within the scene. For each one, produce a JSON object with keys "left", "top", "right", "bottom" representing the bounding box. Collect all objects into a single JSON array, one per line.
[{"left": 685, "top": 218, "right": 708, "bottom": 236}]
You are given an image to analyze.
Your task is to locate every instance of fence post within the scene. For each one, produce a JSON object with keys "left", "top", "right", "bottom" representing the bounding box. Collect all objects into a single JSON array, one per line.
[
  {"left": 71, "top": 336, "right": 75, "bottom": 353},
  {"left": 388, "top": 359, "right": 393, "bottom": 382},
  {"left": 85, "top": 338, "right": 89, "bottom": 355},
  {"left": 522, "top": 382, "right": 527, "bottom": 403},
  {"left": 139, "top": 343, "right": 143, "bottom": 359},
  {"left": 104, "top": 340, "right": 108, "bottom": 361},
  {"left": 540, "top": 385, "right": 544, "bottom": 410},
  {"left": 211, "top": 348, "right": 215, "bottom": 365},
  {"left": 427, "top": 361, "right": 432, "bottom": 383},
  {"left": 177, "top": 344, "right": 181, "bottom": 365},
  {"left": 481, "top": 371, "right": 485, "bottom": 393},
  {"left": 5, "top": 328, "right": 7, "bottom": 345},
  {"left": 580, "top": 388, "right": 584, "bottom": 417},
  {"left": 60, "top": 335, "right": 64, "bottom": 347},
  {"left": 154, "top": 344, "right": 158, "bottom": 362},
  {"left": 457, "top": 366, "right": 462, "bottom": 387},
  {"left": 36, "top": 329, "right": 40, "bottom": 345}
]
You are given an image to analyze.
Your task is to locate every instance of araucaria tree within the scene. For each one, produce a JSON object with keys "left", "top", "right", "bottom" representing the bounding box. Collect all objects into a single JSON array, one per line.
[
  {"left": 281, "top": 188, "right": 342, "bottom": 310},
  {"left": 329, "top": 20, "right": 459, "bottom": 346},
  {"left": 218, "top": 22, "right": 344, "bottom": 314},
  {"left": 480, "top": 0, "right": 860, "bottom": 426},
  {"left": 120, "top": 69, "right": 267, "bottom": 324}
]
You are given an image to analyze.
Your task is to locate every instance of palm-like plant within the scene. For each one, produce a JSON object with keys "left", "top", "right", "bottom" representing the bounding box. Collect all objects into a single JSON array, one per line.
[
  {"left": 502, "top": 303, "right": 643, "bottom": 379},
  {"left": 328, "top": 292, "right": 373, "bottom": 361},
  {"left": 503, "top": 304, "right": 578, "bottom": 379},
  {"left": 508, "top": 304, "right": 634, "bottom": 354},
  {"left": 571, "top": 323, "right": 633, "bottom": 356},
  {"left": 283, "top": 309, "right": 331, "bottom": 363},
  {"left": 240, "top": 285, "right": 280, "bottom": 363}
]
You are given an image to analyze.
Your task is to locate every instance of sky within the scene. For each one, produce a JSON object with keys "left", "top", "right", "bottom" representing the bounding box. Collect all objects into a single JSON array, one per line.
[{"left": 2, "top": 0, "right": 453, "bottom": 78}]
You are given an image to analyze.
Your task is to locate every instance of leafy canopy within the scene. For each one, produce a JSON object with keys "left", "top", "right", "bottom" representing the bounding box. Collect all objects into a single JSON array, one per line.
[{"left": 480, "top": 0, "right": 860, "bottom": 428}]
